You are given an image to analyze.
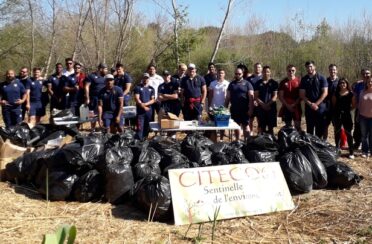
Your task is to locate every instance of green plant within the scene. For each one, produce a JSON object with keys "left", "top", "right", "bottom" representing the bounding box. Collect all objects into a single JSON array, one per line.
[
  {"left": 42, "top": 224, "right": 77, "bottom": 244},
  {"left": 208, "top": 206, "right": 221, "bottom": 243}
]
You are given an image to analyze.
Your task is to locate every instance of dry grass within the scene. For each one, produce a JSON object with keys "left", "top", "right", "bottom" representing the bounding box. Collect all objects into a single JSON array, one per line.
[{"left": 0, "top": 116, "right": 371, "bottom": 243}]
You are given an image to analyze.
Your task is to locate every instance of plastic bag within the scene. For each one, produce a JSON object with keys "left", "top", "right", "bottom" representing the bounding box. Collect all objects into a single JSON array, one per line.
[
  {"left": 326, "top": 161, "right": 362, "bottom": 189},
  {"left": 105, "top": 130, "right": 136, "bottom": 148},
  {"left": 133, "top": 147, "right": 161, "bottom": 180},
  {"left": 73, "top": 169, "right": 104, "bottom": 202},
  {"left": 245, "top": 150, "right": 278, "bottom": 163},
  {"left": 105, "top": 160, "right": 134, "bottom": 204},
  {"left": 37, "top": 170, "right": 79, "bottom": 201},
  {"left": 181, "top": 133, "right": 213, "bottom": 166},
  {"left": 246, "top": 134, "right": 278, "bottom": 152},
  {"left": 5, "top": 151, "right": 43, "bottom": 183},
  {"left": 158, "top": 149, "right": 189, "bottom": 172},
  {"left": 299, "top": 144, "right": 328, "bottom": 189},
  {"left": 0, "top": 123, "right": 31, "bottom": 147},
  {"left": 279, "top": 149, "right": 313, "bottom": 193},
  {"left": 131, "top": 174, "right": 172, "bottom": 220},
  {"left": 278, "top": 126, "right": 301, "bottom": 150},
  {"left": 150, "top": 136, "right": 181, "bottom": 153},
  {"left": 211, "top": 152, "right": 230, "bottom": 165},
  {"left": 226, "top": 142, "right": 249, "bottom": 164}
]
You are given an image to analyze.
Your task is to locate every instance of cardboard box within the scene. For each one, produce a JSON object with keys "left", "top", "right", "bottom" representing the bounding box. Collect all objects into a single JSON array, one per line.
[
  {"left": 158, "top": 110, "right": 181, "bottom": 129},
  {"left": 0, "top": 140, "right": 30, "bottom": 181}
]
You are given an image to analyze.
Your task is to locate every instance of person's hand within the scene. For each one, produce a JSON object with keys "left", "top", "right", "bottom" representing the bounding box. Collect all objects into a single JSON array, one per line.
[
  {"left": 253, "top": 100, "right": 259, "bottom": 107},
  {"left": 14, "top": 99, "right": 23, "bottom": 105},
  {"left": 99, "top": 119, "right": 104, "bottom": 128},
  {"left": 0, "top": 100, "right": 8, "bottom": 106},
  {"left": 85, "top": 98, "right": 90, "bottom": 105},
  {"left": 144, "top": 106, "right": 150, "bottom": 112},
  {"left": 311, "top": 103, "right": 319, "bottom": 111},
  {"left": 115, "top": 116, "right": 120, "bottom": 124},
  {"left": 26, "top": 103, "right": 30, "bottom": 111}
]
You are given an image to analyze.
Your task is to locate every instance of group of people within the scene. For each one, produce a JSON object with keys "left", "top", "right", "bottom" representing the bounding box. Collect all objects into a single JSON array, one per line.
[{"left": 0, "top": 58, "right": 372, "bottom": 158}]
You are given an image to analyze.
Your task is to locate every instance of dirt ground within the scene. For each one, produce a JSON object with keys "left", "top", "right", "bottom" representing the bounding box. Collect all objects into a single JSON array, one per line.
[{"left": 0, "top": 118, "right": 371, "bottom": 243}]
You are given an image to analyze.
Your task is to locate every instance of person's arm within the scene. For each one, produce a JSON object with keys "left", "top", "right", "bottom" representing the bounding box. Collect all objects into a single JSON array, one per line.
[
  {"left": 201, "top": 84, "right": 207, "bottom": 105},
  {"left": 299, "top": 89, "right": 311, "bottom": 105},
  {"left": 84, "top": 81, "right": 90, "bottom": 105},
  {"left": 351, "top": 93, "right": 356, "bottom": 109},
  {"left": 315, "top": 87, "right": 328, "bottom": 106},
  {"left": 254, "top": 90, "right": 264, "bottom": 105},
  {"left": 47, "top": 83, "right": 54, "bottom": 96},
  {"left": 224, "top": 90, "right": 230, "bottom": 108},
  {"left": 134, "top": 93, "right": 148, "bottom": 109},
  {"left": 98, "top": 100, "right": 103, "bottom": 127},
  {"left": 248, "top": 90, "right": 254, "bottom": 116},
  {"left": 116, "top": 97, "right": 124, "bottom": 122},
  {"left": 208, "top": 86, "right": 214, "bottom": 107},
  {"left": 278, "top": 90, "right": 287, "bottom": 107},
  {"left": 124, "top": 83, "right": 131, "bottom": 96}
]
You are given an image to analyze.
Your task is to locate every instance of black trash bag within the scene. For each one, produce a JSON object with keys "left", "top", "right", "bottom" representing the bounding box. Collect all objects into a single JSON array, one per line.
[
  {"left": 52, "top": 108, "right": 75, "bottom": 121},
  {"left": 35, "top": 131, "right": 66, "bottom": 147},
  {"left": 131, "top": 174, "right": 172, "bottom": 220},
  {"left": 226, "top": 142, "right": 249, "bottom": 164},
  {"left": 129, "top": 140, "right": 149, "bottom": 165},
  {"left": 279, "top": 149, "right": 313, "bottom": 193},
  {"left": 209, "top": 142, "right": 229, "bottom": 153},
  {"left": 105, "top": 130, "right": 136, "bottom": 148},
  {"left": 246, "top": 134, "right": 278, "bottom": 152},
  {"left": 245, "top": 150, "right": 278, "bottom": 163},
  {"left": 159, "top": 149, "right": 190, "bottom": 172},
  {"left": 45, "top": 143, "right": 86, "bottom": 172},
  {"left": 326, "top": 161, "right": 363, "bottom": 189},
  {"left": 133, "top": 147, "right": 161, "bottom": 180},
  {"left": 5, "top": 151, "right": 44, "bottom": 183},
  {"left": 37, "top": 170, "right": 79, "bottom": 201},
  {"left": 181, "top": 133, "right": 213, "bottom": 166},
  {"left": 278, "top": 126, "right": 301, "bottom": 150},
  {"left": 104, "top": 146, "right": 133, "bottom": 166},
  {"left": 105, "top": 160, "right": 134, "bottom": 203},
  {"left": 72, "top": 169, "right": 104, "bottom": 202},
  {"left": 149, "top": 136, "right": 182, "bottom": 153},
  {"left": 299, "top": 144, "right": 328, "bottom": 189},
  {"left": 211, "top": 152, "right": 230, "bottom": 165},
  {"left": 162, "top": 161, "right": 197, "bottom": 179},
  {"left": 0, "top": 123, "right": 32, "bottom": 147}
]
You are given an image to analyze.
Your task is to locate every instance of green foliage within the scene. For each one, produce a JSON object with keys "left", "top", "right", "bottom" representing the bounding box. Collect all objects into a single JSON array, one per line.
[{"left": 42, "top": 224, "right": 77, "bottom": 244}]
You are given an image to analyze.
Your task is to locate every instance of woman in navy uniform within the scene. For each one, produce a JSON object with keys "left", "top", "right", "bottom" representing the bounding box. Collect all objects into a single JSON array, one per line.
[
  {"left": 134, "top": 73, "right": 155, "bottom": 140},
  {"left": 254, "top": 66, "right": 279, "bottom": 135},
  {"left": 98, "top": 74, "right": 124, "bottom": 133},
  {"left": 0, "top": 70, "right": 27, "bottom": 127},
  {"left": 27, "top": 67, "right": 46, "bottom": 125}
]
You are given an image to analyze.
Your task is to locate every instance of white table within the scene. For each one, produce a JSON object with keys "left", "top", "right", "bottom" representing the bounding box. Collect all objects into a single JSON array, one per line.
[{"left": 150, "top": 119, "right": 241, "bottom": 141}]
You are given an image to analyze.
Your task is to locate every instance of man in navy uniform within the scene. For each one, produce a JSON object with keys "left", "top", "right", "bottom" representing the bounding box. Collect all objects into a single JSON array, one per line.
[
  {"left": 204, "top": 62, "right": 217, "bottom": 88},
  {"left": 158, "top": 70, "right": 181, "bottom": 116},
  {"left": 27, "top": 67, "right": 46, "bottom": 125},
  {"left": 180, "top": 63, "right": 207, "bottom": 121},
  {"left": 300, "top": 61, "right": 328, "bottom": 138},
  {"left": 247, "top": 62, "right": 263, "bottom": 135},
  {"left": 18, "top": 67, "right": 31, "bottom": 120},
  {"left": 98, "top": 74, "right": 124, "bottom": 133},
  {"left": 114, "top": 63, "right": 132, "bottom": 106},
  {"left": 134, "top": 73, "right": 155, "bottom": 140},
  {"left": 84, "top": 63, "right": 108, "bottom": 130},
  {"left": 225, "top": 68, "right": 254, "bottom": 141},
  {"left": 47, "top": 63, "right": 67, "bottom": 114},
  {"left": 0, "top": 70, "right": 27, "bottom": 127},
  {"left": 64, "top": 66, "right": 81, "bottom": 116}
]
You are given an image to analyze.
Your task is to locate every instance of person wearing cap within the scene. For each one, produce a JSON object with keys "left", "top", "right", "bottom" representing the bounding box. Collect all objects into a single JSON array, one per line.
[
  {"left": 27, "top": 67, "right": 47, "bottom": 125},
  {"left": 0, "top": 70, "right": 27, "bottom": 127},
  {"left": 134, "top": 73, "right": 155, "bottom": 140},
  {"left": 147, "top": 64, "right": 164, "bottom": 121},
  {"left": 180, "top": 63, "right": 207, "bottom": 121},
  {"left": 158, "top": 70, "right": 181, "bottom": 116},
  {"left": 98, "top": 74, "right": 124, "bottom": 133},
  {"left": 225, "top": 68, "right": 254, "bottom": 141},
  {"left": 84, "top": 62, "right": 108, "bottom": 130},
  {"left": 47, "top": 63, "right": 67, "bottom": 115}
]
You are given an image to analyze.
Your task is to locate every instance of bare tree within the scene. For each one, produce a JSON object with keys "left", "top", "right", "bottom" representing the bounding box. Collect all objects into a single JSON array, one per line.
[
  {"left": 171, "top": 0, "right": 179, "bottom": 64},
  {"left": 210, "top": 0, "right": 234, "bottom": 63},
  {"left": 27, "top": 0, "right": 36, "bottom": 69},
  {"left": 44, "top": 0, "right": 57, "bottom": 77},
  {"left": 72, "top": 0, "right": 91, "bottom": 62}
]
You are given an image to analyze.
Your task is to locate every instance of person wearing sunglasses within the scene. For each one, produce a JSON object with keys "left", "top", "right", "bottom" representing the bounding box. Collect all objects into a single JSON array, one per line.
[
  {"left": 225, "top": 68, "right": 254, "bottom": 141},
  {"left": 299, "top": 61, "right": 328, "bottom": 139},
  {"left": 63, "top": 57, "right": 75, "bottom": 77},
  {"left": 278, "top": 64, "right": 302, "bottom": 131},
  {"left": 332, "top": 78, "right": 355, "bottom": 159},
  {"left": 254, "top": 65, "right": 279, "bottom": 135}
]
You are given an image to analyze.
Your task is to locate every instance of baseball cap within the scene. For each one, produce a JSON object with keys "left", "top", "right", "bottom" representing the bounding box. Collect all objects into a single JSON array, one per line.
[
  {"left": 188, "top": 63, "right": 196, "bottom": 69},
  {"left": 162, "top": 70, "right": 171, "bottom": 76},
  {"left": 104, "top": 74, "right": 114, "bottom": 80},
  {"left": 98, "top": 63, "right": 108, "bottom": 69},
  {"left": 143, "top": 73, "right": 150, "bottom": 78}
]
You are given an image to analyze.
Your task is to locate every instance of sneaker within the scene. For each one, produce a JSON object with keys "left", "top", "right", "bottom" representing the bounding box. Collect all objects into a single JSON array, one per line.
[
  {"left": 361, "top": 154, "right": 368, "bottom": 158},
  {"left": 348, "top": 154, "right": 355, "bottom": 159}
]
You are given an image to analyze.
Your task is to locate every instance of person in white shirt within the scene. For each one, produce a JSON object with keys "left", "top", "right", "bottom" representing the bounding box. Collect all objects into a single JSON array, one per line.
[
  {"left": 147, "top": 64, "right": 164, "bottom": 121},
  {"left": 208, "top": 68, "right": 229, "bottom": 141},
  {"left": 63, "top": 58, "right": 75, "bottom": 77},
  {"left": 208, "top": 69, "right": 229, "bottom": 108}
]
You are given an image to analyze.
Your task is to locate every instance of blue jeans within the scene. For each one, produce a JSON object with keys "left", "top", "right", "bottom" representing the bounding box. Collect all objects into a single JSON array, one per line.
[{"left": 359, "top": 115, "right": 372, "bottom": 154}]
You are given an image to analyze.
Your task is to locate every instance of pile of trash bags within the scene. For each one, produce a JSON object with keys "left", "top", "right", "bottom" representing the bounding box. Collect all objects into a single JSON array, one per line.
[{"left": 2, "top": 125, "right": 363, "bottom": 220}]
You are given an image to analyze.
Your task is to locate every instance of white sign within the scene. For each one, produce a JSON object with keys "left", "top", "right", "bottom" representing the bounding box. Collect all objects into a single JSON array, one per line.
[{"left": 169, "top": 162, "right": 295, "bottom": 225}]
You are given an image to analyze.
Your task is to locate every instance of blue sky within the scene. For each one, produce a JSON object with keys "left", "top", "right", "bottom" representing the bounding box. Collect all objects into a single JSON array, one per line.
[{"left": 137, "top": 0, "right": 372, "bottom": 32}]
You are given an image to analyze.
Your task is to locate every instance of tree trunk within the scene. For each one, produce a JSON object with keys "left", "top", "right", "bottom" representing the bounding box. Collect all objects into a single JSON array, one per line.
[
  {"left": 210, "top": 0, "right": 234, "bottom": 63},
  {"left": 27, "top": 0, "right": 35, "bottom": 69},
  {"left": 45, "top": 0, "right": 57, "bottom": 78},
  {"left": 171, "top": 0, "right": 179, "bottom": 65},
  {"left": 72, "top": 0, "right": 90, "bottom": 62}
]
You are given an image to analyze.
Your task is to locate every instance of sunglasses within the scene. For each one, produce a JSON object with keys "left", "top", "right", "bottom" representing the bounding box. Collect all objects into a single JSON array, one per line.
[{"left": 67, "top": 62, "right": 73, "bottom": 65}]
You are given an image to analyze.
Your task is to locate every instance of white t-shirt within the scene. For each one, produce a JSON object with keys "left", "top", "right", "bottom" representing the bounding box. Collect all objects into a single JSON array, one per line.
[
  {"left": 148, "top": 74, "right": 164, "bottom": 99},
  {"left": 209, "top": 79, "right": 229, "bottom": 107}
]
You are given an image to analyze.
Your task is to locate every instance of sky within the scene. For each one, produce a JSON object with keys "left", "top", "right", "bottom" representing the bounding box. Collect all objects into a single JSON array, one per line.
[{"left": 136, "top": 0, "right": 372, "bottom": 33}]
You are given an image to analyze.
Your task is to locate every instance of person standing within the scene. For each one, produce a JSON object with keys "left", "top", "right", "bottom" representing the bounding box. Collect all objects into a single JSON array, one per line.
[
  {"left": 98, "top": 74, "right": 124, "bottom": 133},
  {"left": 278, "top": 64, "right": 302, "bottom": 131},
  {"left": 47, "top": 63, "right": 67, "bottom": 113},
  {"left": 147, "top": 64, "right": 164, "bottom": 121},
  {"left": 299, "top": 61, "right": 328, "bottom": 139},
  {"left": 172, "top": 63, "right": 187, "bottom": 85},
  {"left": 114, "top": 63, "right": 132, "bottom": 106},
  {"left": 180, "top": 63, "right": 207, "bottom": 121},
  {"left": 352, "top": 68, "right": 370, "bottom": 150},
  {"left": 134, "top": 73, "right": 155, "bottom": 140},
  {"left": 254, "top": 66, "right": 279, "bottom": 135},
  {"left": 332, "top": 78, "right": 355, "bottom": 159},
  {"left": 84, "top": 63, "right": 108, "bottom": 130},
  {"left": 324, "top": 64, "right": 340, "bottom": 140},
  {"left": 63, "top": 58, "right": 75, "bottom": 77},
  {"left": 69, "top": 62, "right": 86, "bottom": 114},
  {"left": 204, "top": 62, "right": 217, "bottom": 88},
  {"left": 225, "top": 68, "right": 254, "bottom": 141},
  {"left": 247, "top": 62, "right": 263, "bottom": 135},
  {"left": 18, "top": 67, "right": 31, "bottom": 120},
  {"left": 0, "top": 70, "right": 27, "bottom": 127},
  {"left": 158, "top": 70, "right": 181, "bottom": 116},
  {"left": 27, "top": 67, "right": 46, "bottom": 125},
  {"left": 64, "top": 64, "right": 82, "bottom": 116},
  {"left": 356, "top": 76, "right": 372, "bottom": 158}
]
